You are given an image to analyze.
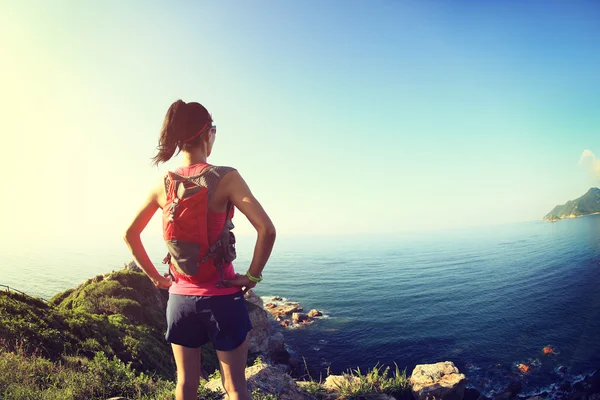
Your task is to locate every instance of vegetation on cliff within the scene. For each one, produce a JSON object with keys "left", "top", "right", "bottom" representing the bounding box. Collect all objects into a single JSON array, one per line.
[
  {"left": 0, "top": 269, "right": 412, "bottom": 399},
  {"left": 0, "top": 269, "right": 222, "bottom": 399},
  {"left": 2, "top": 269, "right": 597, "bottom": 399}
]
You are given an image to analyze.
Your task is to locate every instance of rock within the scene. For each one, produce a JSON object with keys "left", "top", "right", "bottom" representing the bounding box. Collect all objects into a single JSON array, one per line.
[
  {"left": 505, "top": 381, "right": 522, "bottom": 396},
  {"left": 281, "top": 320, "right": 291, "bottom": 328},
  {"left": 464, "top": 387, "right": 482, "bottom": 400},
  {"left": 518, "top": 363, "right": 531, "bottom": 373},
  {"left": 586, "top": 370, "right": 600, "bottom": 393},
  {"left": 410, "top": 361, "right": 466, "bottom": 400},
  {"left": 204, "top": 363, "right": 312, "bottom": 400},
  {"left": 123, "top": 260, "right": 142, "bottom": 273},
  {"left": 307, "top": 309, "right": 322, "bottom": 317},
  {"left": 492, "top": 392, "right": 512, "bottom": 400},
  {"left": 568, "top": 392, "right": 588, "bottom": 400},
  {"left": 272, "top": 296, "right": 283, "bottom": 301},
  {"left": 559, "top": 382, "right": 572, "bottom": 392},
  {"left": 245, "top": 290, "right": 272, "bottom": 354},
  {"left": 268, "top": 331, "right": 289, "bottom": 364},
  {"left": 265, "top": 302, "right": 303, "bottom": 318},
  {"left": 292, "top": 312, "right": 309, "bottom": 324},
  {"left": 526, "top": 397, "right": 545, "bottom": 400},
  {"left": 268, "top": 331, "right": 285, "bottom": 353},
  {"left": 245, "top": 289, "right": 264, "bottom": 309},
  {"left": 573, "top": 381, "right": 586, "bottom": 392},
  {"left": 242, "top": 290, "right": 291, "bottom": 365},
  {"left": 542, "top": 345, "right": 555, "bottom": 355}
]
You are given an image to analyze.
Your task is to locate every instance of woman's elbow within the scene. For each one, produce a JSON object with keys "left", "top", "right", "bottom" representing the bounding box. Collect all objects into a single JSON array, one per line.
[
  {"left": 260, "top": 224, "right": 276, "bottom": 240},
  {"left": 123, "top": 229, "right": 139, "bottom": 244}
]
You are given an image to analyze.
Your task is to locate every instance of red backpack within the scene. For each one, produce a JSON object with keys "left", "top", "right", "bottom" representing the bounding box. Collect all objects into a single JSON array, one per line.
[{"left": 162, "top": 165, "right": 237, "bottom": 285}]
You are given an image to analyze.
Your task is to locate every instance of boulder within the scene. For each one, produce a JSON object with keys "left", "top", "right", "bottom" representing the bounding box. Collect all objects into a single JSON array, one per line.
[
  {"left": 463, "top": 387, "right": 481, "bottom": 400},
  {"left": 245, "top": 290, "right": 273, "bottom": 354},
  {"left": 410, "top": 361, "right": 466, "bottom": 400},
  {"left": 123, "top": 260, "right": 142, "bottom": 273},
  {"left": 245, "top": 290, "right": 264, "bottom": 309},
  {"left": 292, "top": 312, "right": 309, "bottom": 324},
  {"left": 204, "top": 363, "right": 312, "bottom": 400},
  {"left": 244, "top": 290, "right": 291, "bottom": 364},
  {"left": 268, "top": 331, "right": 289, "bottom": 364},
  {"left": 307, "top": 309, "right": 323, "bottom": 317},
  {"left": 505, "top": 381, "right": 522, "bottom": 396},
  {"left": 586, "top": 370, "right": 600, "bottom": 393},
  {"left": 265, "top": 302, "right": 303, "bottom": 317}
]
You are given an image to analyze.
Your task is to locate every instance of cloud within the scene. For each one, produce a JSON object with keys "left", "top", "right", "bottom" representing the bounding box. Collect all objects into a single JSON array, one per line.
[{"left": 580, "top": 149, "right": 600, "bottom": 177}]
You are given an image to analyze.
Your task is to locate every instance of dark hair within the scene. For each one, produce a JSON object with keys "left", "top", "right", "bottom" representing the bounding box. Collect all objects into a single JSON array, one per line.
[{"left": 152, "top": 100, "right": 213, "bottom": 165}]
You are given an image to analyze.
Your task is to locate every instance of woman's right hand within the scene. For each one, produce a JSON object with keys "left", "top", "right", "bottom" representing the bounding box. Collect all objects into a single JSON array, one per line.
[{"left": 223, "top": 273, "right": 257, "bottom": 293}]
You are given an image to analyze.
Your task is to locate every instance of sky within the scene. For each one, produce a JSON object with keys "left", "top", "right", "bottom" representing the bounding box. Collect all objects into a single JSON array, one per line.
[{"left": 1, "top": 0, "right": 599, "bottom": 247}]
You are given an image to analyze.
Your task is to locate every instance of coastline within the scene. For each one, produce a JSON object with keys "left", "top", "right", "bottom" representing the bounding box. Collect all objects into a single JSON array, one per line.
[
  {"left": 1, "top": 265, "right": 599, "bottom": 399},
  {"left": 543, "top": 211, "right": 600, "bottom": 223}
]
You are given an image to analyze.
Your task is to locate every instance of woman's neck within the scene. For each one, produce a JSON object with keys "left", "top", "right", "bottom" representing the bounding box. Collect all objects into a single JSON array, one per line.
[{"left": 182, "top": 151, "right": 208, "bottom": 166}]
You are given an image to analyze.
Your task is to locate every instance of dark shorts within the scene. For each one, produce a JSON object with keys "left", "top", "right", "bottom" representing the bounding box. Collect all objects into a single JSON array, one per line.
[{"left": 165, "top": 291, "right": 253, "bottom": 351}]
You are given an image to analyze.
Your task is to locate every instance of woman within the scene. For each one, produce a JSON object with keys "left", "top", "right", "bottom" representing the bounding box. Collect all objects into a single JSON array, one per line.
[{"left": 124, "top": 100, "right": 276, "bottom": 400}]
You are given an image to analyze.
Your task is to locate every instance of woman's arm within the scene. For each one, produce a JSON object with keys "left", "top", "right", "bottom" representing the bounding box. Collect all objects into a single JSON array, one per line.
[
  {"left": 123, "top": 182, "right": 172, "bottom": 289},
  {"left": 222, "top": 170, "right": 276, "bottom": 291}
]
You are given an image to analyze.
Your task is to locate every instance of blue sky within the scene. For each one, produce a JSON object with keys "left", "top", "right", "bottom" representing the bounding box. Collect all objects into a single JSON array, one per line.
[{"left": 1, "top": 1, "right": 599, "bottom": 245}]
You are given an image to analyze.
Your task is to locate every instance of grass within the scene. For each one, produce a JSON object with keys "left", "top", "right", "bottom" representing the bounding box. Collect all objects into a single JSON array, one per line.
[
  {"left": 299, "top": 362, "right": 411, "bottom": 400},
  {"left": 0, "top": 346, "right": 223, "bottom": 400},
  {"left": 335, "top": 363, "right": 410, "bottom": 399}
]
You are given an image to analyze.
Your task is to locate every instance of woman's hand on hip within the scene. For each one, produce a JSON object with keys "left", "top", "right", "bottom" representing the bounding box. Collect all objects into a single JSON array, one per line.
[
  {"left": 223, "top": 273, "right": 256, "bottom": 293},
  {"left": 152, "top": 274, "right": 172, "bottom": 289}
]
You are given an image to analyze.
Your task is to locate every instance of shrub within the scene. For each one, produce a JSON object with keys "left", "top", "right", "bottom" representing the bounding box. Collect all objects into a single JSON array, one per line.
[
  {"left": 0, "top": 348, "right": 176, "bottom": 400},
  {"left": 329, "top": 363, "right": 410, "bottom": 400}
]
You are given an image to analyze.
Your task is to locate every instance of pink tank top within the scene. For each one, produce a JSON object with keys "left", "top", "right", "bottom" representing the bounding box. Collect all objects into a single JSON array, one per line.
[{"left": 167, "top": 163, "right": 240, "bottom": 296}]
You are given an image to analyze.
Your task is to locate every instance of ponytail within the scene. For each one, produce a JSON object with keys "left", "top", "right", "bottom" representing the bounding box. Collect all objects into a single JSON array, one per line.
[{"left": 152, "top": 100, "right": 212, "bottom": 166}]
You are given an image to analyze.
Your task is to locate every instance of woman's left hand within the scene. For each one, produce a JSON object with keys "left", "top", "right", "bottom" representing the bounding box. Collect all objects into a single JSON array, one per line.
[
  {"left": 223, "top": 273, "right": 256, "bottom": 293},
  {"left": 152, "top": 274, "right": 172, "bottom": 289}
]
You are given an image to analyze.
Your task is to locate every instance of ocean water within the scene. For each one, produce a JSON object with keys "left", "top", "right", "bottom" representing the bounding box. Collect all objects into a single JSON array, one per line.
[{"left": 1, "top": 216, "right": 599, "bottom": 396}]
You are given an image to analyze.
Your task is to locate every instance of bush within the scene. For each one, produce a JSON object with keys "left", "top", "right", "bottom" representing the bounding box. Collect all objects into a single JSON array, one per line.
[
  {"left": 323, "top": 363, "right": 410, "bottom": 400},
  {"left": 0, "top": 348, "right": 176, "bottom": 400}
]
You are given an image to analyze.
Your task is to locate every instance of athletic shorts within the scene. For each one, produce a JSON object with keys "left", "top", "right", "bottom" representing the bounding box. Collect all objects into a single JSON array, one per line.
[{"left": 165, "top": 291, "right": 253, "bottom": 351}]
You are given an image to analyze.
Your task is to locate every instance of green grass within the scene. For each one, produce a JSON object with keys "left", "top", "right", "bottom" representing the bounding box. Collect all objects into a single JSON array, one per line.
[
  {"left": 251, "top": 388, "right": 279, "bottom": 400},
  {"left": 0, "top": 274, "right": 221, "bottom": 380},
  {"left": 0, "top": 348, "right": 175, "bottom": 399},
  {"left": 0, "top": 346, "right": 224, "bottom": 400},
  {"left": 304, "top": 362, "right": 411, "bottom": 400}
]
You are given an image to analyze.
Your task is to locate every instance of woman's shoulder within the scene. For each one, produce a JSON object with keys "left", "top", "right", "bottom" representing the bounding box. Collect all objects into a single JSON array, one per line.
[
  {"left": 211, "top": 164, "right": 237, "bottom": 172},
  {"left": 209, "top": 165, "right": 238, "bottom": 180}
]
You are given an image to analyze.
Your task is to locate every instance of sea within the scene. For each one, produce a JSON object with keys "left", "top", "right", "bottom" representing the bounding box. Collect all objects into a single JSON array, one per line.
[{"left": 1, "top": 215, "right": 599, "bottom": 397}]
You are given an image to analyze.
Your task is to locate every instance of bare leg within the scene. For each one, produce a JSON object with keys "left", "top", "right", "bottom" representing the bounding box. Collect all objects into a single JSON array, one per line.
[
  {"left": 216, "top": 338, "right": 251, "bottom": 400},
  {"left": 171, "top": 344, "right": 202, "bottom": 400}
]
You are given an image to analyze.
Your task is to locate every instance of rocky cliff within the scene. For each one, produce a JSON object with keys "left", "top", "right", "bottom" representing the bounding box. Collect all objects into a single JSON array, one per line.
[{"left": 544, "top": 187, "right": 600, "bottom": 222}]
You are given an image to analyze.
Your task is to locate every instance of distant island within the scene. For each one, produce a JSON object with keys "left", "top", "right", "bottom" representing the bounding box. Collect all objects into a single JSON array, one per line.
[{"left": 544, "top": 187, "right": 600, "bottom": 222}]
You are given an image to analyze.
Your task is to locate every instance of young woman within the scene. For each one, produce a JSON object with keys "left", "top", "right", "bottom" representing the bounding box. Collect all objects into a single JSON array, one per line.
[{"left": 124, "top": 100, "right": 276, "bottom": 400}]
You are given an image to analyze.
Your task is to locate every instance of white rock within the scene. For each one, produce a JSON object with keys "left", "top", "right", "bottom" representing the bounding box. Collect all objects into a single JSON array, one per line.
[{"left": 410, "top": 361, "right": 466, "bottom": 400}]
